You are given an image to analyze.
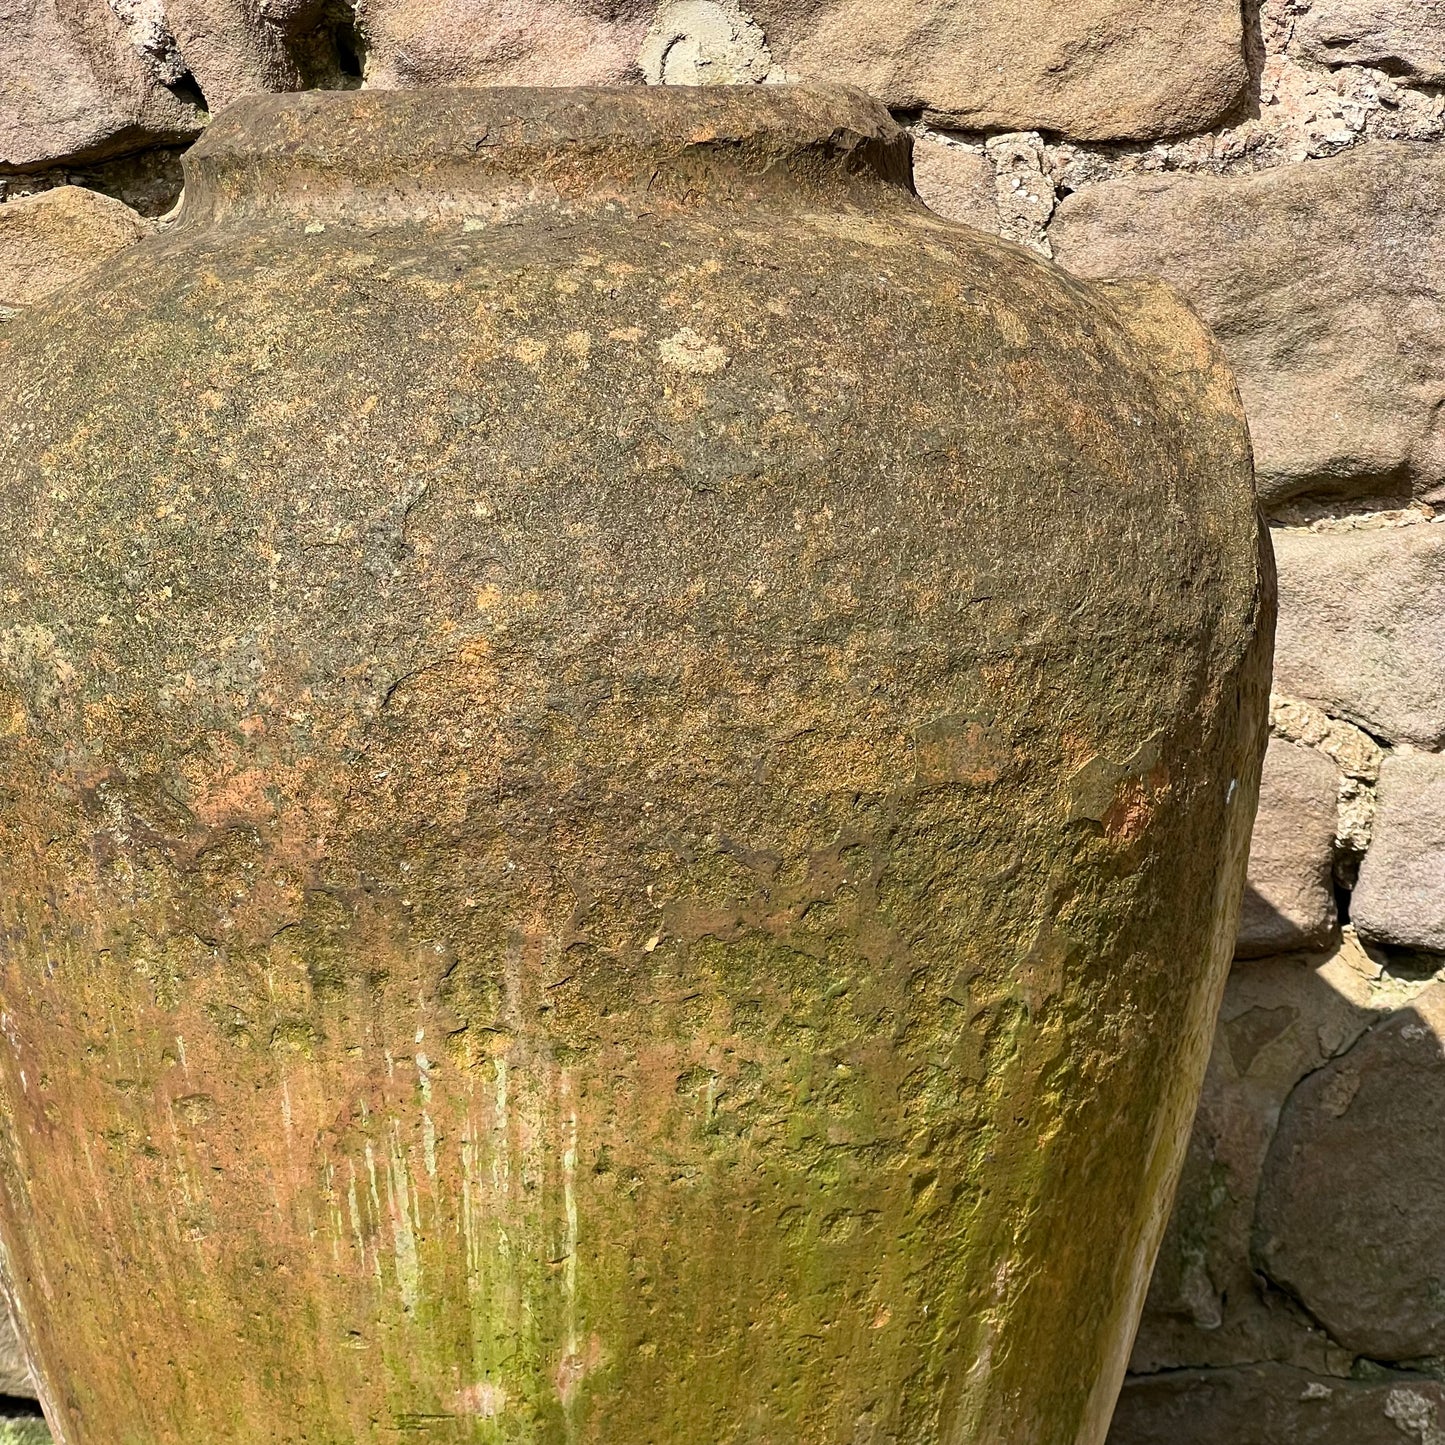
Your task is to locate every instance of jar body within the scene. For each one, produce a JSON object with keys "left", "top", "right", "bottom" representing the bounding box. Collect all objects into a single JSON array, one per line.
[{"left": 0, "top": 87, "right": 1270, "bottom": 1445}]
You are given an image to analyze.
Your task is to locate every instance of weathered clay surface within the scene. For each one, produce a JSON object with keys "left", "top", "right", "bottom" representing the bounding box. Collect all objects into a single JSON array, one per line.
[
  {"left": 1110, "top": 1364, "right": 1445, "bottom": 1445},
  {"left": 1130, "top": 940, "right": 1383, "bottom": 1375},
  {"left": 1236, "top": 739, "right": 1339, "bottom": 959},
  {"left": 0, "top": 185, "right": 150, "bottom": 312},
  {"left": 1298, "top": 0, "right": 1445, "bottom": 85},
  {"left": 354, "top": 0, "right": 1246, "bottom": 140},
  {"left": 1256, "top": 981, "right": 1445, "bottom": 1361},
  {"left": 1352, "top": 751, "right": 1445, "bottom": 956},
  {"left": 0, "top": 0, "right": 201, "bottom": 171},
  {"left": 0, "top": 86, "right": 1270, "bottom": 1445},
  {"left": 1051, "top": 145, "right": 1445, "bottom": 508},
  {"left": 1272, "top": 521, "right": 1445, "bottom": 748}
]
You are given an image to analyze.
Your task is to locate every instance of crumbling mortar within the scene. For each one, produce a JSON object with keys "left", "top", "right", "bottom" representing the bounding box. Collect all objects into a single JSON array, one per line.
[
  {"left": 1269, "top": 693, "right": 1384, "bottom": 873},
  {"left": 1270, "top": 500, "right": 1439, "bottom": 531},
  {"left": 914, "top": 0, "right": 1445, "bottom": 258}
]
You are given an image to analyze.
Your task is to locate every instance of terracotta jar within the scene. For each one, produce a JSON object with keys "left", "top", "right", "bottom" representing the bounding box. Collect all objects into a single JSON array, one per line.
[{"left": 0, "top": 85, "right": 1271, "bottom": 1445}]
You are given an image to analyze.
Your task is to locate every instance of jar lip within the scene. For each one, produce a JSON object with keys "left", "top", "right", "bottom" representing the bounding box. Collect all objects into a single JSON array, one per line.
[{"left": 180, "top": 83, "right": 914, "bottom": 226}]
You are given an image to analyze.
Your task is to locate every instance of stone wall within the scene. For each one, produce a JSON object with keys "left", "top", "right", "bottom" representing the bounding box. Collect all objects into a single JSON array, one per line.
[{"left": 3, "top": 1, "right": 1444, "bottom": 1440}]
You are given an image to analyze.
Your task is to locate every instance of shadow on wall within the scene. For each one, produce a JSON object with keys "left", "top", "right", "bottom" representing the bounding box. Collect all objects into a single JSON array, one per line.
[{"left": 1107, "top": 924, "right": 1445, "bottom": 1445}]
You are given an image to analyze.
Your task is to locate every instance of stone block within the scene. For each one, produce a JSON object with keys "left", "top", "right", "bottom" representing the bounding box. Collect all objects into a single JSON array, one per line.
[
  {"left": 163, "top": 0, "right": 346, "bottom": 112},
  {"left": 353, "top": 0, "right": 652, "bottom": 89},
  {"left": 1236, "top": 739, "right": 1339, "bottom": 959},
  {"left": 910, "top": 139, "right": 998, "bottom": 234},
  {"left": 1131, "top": 942, "right": 1381, "bottom": 1374},
  {"left": 0, "top": 0, "right": 200, "bottom": 172},
  {"left": 0, "top": 186, "right": 150, "bottom": 313},
  {"left": 1298, "top": 0, "right": 1445, "bottom": 85},
  {"left": 754, "top": 0, "right": 1246, "bottom": 139},
  {"left": 1272, "top": 522, "right": 1445, "bottom": 749},
  {"left": 1352, "top": 750, "right": 1445, "bottom": 955},
  {"left": 354, "top": 0, "right": 1246, "bottom": 141},
  {"left": 1052, "top": 146, "right": 1445, "bottom": 508},
  {"left": 1256, "top": 980, "right": 1445, "bottom": 1360}
]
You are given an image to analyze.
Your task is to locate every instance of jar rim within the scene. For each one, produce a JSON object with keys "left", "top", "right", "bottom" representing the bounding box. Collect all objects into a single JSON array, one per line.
[{"left": 180, "top": 83, "right": 914, "bottom": 227}]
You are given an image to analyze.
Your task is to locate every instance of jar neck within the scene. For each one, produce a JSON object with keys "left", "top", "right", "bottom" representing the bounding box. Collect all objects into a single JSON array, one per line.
[{"left": 176, "top": 84, "right": 916, "bottom": 230}]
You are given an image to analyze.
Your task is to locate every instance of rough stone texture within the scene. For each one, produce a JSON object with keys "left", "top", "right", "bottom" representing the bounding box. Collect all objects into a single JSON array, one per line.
[
  {"left": 0, "top": 0, "right": 201, "bottom": 172},
  {"left": 1256, "top": 980, "right": 1445, "bottom": 1362},
  {"left": 2, "top": 0, "right": 1443, "bottom": 1437},
  {"left": 1111, "top": 1365, "right": 1445, "bottom": 1445},
  {"left": 752, "top": 0, "right": 1248, "bottom": 140},
  {"left": 1236, "top": 739, "right": 1339, "bottom": 959},
  {"left": 353, "top": 0, "right": 1247, "bottom": 140},
  {"left": 1269, "top": 695, "right": 1384, "bottom": 787},
  {"left": 1352, "top": 751, "right": 1445, "bottom": 955},
  {"left": 161, "top": 0, "right": 337, "bottom": 111},
  {"left": 1051, "top": 145, "right": 1445, "bottom": 509},
  {"left": 0, "top": 186, "right": 150, "bottom": 312},
  {"left": 1299, "top": 0, "right": 1445, "bottom": 86},
  {"left": 1130, "top": 939, "right": 1393, "bottom": 1375},
  {"left": 0, "top": 85, "right": 1270, "bottom": 1445},
  {"left": 1272, "top": 520, "right": 1445, "bottom": 748},
  {"left": 1046, "top": 1, "right": 1445, "bottom": 193},
  {"left": 354, "top": 0, "right": 653, "bottom": 88},
  {"left": 909, "top": 138, "right": 998, "bottom": 235}
]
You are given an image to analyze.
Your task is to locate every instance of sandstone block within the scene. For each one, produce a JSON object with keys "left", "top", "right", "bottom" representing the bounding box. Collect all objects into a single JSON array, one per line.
[
  {"left": 1255, "top": 980, "right": 1445, "bottom": 1360},
  {"left": 1132, "top": 942, "right": 1381, "bottom": 1374},
  {"left": 1109, "top": 1365, "right": 1445, "bottom": 1445},
  {"left": 354, "top": 0, "right": 1246, "bottom": 141},
  {"left": 0, "top": 186, "right": 150, "bottom": 312},
  {"left": 354, "top": 0, "right": 652, "bottom": 89},
  {"left": 1272, "top": 521, "right": 1445, "bottom": 748},
  {"left": 1298, "top": 0, "right": 1445, "bottom": 86},
  {"left": 1236, "top": 739, "right": 1339, "bottom": 958},
  {"left": 163, "top": 0, "right": 342, "bottom": 112},
  {"left": 0, "top": 0, "right": 200, "bottom": 171},
  {"left": 1052, "top": 145, "right": 1445, "bottom": 507},
  {"left": 1352, "top": 750, "right": 1445, "bottom": 955},
  {"left": 910, "top": 139, "right": 997, "bottom": 234},
  {"left": 753, "top": 0, "right": 1246, "bottom": 140}
]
